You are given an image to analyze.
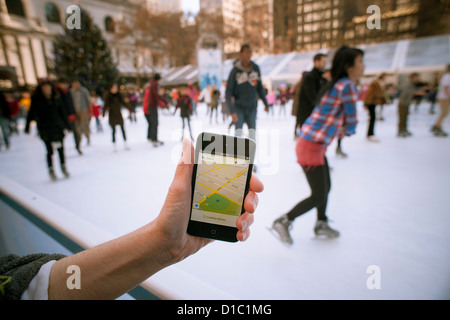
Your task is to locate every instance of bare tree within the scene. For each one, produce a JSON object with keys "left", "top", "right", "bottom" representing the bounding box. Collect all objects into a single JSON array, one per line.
[{"left": 115, "top": 7, "right": 200, "bottom": 86}]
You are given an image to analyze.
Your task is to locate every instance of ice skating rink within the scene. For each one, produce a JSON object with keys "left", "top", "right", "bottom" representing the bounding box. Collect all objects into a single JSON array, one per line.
[{"left": 1, "top": 100, "right": 449, "bottom": 299}]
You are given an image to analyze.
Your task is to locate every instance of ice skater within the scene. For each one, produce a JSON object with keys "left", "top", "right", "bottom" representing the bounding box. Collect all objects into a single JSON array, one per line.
[
  {"left": 90, "top": 94, "right": 103, "bottom": 133},
  {"left": 0, "top": 92, "right": 11, "bottom": 151},
  {"left": 270, "top": 46, "right": 365, "bottom": 245},
  {"left": 397, "top": 73, "right": 426, "bottom": 137},
  {"left": 174, "top": 86, "right": 193, "bottom": 141},
  {"left": 143, "top": 73, "right": 167, "bottom": 147},
  {"left": 295, "top": 54, "right": 327, "bottom": 130},
  {"left": 103, "top": 83, "right": 129, "bottom": 151},
  {"left": 225, "top": 43, "right": 270, "bottom": 173},
  {"left": 209, "top": 84, "right": 220, "bottom": 124},
  {"left": 364, "top": 73, "right": 387, "bottom": 142},
  {"left": 25, "top": 78, "right": 71, "bottom": 181},
  {"left": 266, "top": 89, "right": 276, "bottom": 117}
]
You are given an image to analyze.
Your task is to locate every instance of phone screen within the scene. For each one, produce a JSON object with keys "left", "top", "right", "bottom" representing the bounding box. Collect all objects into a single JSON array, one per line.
[{"left": 190, "top": 150, "right": 250, "bottom": 228}]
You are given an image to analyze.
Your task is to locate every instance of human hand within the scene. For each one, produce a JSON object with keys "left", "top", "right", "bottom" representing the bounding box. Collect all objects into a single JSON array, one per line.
[
  {"left": 231, "top": 113, "right": 239, "bottom": 123},
  {"left": 153, "top": 138, "right": 263, "bottom": 265},
  {"left": 46, "top": 138, "right": 263, "bottom": 299}
]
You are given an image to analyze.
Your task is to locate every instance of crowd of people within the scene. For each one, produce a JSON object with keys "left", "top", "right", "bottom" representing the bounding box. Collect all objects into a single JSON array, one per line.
[
  {"left": 1, "top": 42, "right": 449, "bottom": 300},
  {"left": 0, "top": 51, "right": 449, "bottom": 185}
]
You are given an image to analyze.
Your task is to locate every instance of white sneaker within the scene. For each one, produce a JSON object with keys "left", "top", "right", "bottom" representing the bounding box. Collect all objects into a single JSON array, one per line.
[{"left": 367, "top": 135, "right": 380, "bottom": 142}]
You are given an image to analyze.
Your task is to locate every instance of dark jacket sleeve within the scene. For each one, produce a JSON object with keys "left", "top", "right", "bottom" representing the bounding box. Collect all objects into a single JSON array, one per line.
[
  {"left": 0, "top": 253, "right": 66, "bottom": 300},
  {"left": 102, "top": 92, "right": 109, "bottom": 117},
  {"left": 0, "top": 93, "right": 11, "bottom": 119},
  {"left": 301, "top": 72, "right": 320, "bottom": 109},
  {"left": 63, "top": 91, "right": 76, "bottom": 116},
  {"left": 25, "top": 97, "right": 37, "bottom": 133},
  {"left": 297, "top": 71, "right": 321, "bottom": 126},
  {"left": 58, "top": 98, "right": 70, "bottom": 130},
  {"left": 255, "top": 65, "right": 268, "bottom": 108},
  {"left": 225, "top": 68, "right": 237, "bottom": 114}
]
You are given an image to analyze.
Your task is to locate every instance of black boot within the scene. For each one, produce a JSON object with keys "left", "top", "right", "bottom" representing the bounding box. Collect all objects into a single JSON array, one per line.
[
  {"left": 61, "top": 164, "right": 70, "bottom": 178},
  {"left": 336, "top": 146, "right": 348, "bottom": 158},
  {"left": 433, "top": 127, "right": 448, "bottom": 137},
  {"left": 49, "top": 167, "right": 57, "bottom": 181}
]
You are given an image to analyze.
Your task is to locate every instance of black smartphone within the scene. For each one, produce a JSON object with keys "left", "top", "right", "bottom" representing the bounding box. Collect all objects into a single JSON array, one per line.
[{"left": 187, "top": 132, "right": 256, "bottom": 242}]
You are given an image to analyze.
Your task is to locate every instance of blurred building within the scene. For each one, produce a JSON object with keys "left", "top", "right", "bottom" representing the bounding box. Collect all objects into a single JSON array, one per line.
[
  {"left": 296, "top": 0, "right": 450, "bottom": 52},
  {"left": 145, "top": 0, "right": 182, "bottom": 14},
  {"left": 345, "top": 0, "right": 420, "bottom": 46},
  {"left": 242, "top": 0, "right": 274, "bottom": 57},
  {"left": 199, "top": 0, "right": 450, "bottom": 57},
  {"left": 199, "top": 0, "right": 243, "bottom": 58},
  {"left": 0, "top": 0, "right": 147, "bottom": 87},
  {"left": 296, "top": 0, "right": 342, "bottom": 51},
  {"left": 273, "top": 0, "right": 298, "bottom": 53}
]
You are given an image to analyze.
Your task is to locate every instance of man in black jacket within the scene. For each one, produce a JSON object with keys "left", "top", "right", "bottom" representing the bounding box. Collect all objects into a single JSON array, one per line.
[
  {"left": 55, "top": 77, "right": 82, "bottom": 155},
  {"left": 295, "top": 53, "right": 328, "bottom": 130}
]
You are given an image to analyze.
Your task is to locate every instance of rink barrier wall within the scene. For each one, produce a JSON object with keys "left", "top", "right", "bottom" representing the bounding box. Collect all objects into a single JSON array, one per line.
[
  {"left": 0, "top": 174, "right": 236, "bottom": 300},
  {"left": 0, "top": 175, "right": 159, "bottom": 300},
  {"left": 0, "top": 196, "right": 155, "bottom": 300}
]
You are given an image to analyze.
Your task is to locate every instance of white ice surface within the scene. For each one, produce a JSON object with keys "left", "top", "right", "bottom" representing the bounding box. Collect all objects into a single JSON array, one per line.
[{"left": 1, "top": 99, "right": 449, "bottom": 300}]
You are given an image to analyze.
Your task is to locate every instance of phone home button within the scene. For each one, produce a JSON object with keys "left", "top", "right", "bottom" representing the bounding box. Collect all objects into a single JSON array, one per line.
[{"left": 210, "top": 229, "right": 217, "bottom": 236}]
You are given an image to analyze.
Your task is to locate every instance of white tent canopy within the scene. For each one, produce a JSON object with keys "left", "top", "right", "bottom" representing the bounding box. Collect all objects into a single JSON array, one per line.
[{"left": 159, "top": 34, "right": 450, "bottom": 88}]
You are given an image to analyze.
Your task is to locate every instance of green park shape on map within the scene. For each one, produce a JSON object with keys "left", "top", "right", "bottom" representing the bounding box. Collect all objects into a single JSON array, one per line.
[{"left": 193, "top": 162, "right": 249, "bottom": 216}]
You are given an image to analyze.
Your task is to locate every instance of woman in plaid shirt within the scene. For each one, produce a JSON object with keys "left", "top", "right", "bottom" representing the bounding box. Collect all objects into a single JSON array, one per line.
[{"left": 271, "top": 46, "right": 365, "bottom": 245}]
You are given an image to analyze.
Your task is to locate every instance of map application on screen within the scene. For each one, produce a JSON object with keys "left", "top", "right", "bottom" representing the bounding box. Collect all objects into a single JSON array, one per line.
[{"left": 191, "top": 151, "right": 250, "bottom": 228}]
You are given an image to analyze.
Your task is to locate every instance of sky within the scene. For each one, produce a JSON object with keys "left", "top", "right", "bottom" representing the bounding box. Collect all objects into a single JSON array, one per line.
[{"left": 182, "top": 0, "right": 199, "bottom": 13}]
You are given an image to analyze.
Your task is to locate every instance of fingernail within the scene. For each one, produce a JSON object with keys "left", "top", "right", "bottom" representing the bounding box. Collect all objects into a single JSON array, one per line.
[{"left": 178, "top": 138, "right": 191, "bottom": 165}]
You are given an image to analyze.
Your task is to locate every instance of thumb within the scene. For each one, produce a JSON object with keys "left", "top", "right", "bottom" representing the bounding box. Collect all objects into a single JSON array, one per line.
[
  {"left": 178, "top": 137, "right": 194, "bottom": 167},
  {"left": 157, "top": 138, "right": 194, "bottom": 237},
  {"left": 168, "top": 138, "right": 194, "bottom": 197}
]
